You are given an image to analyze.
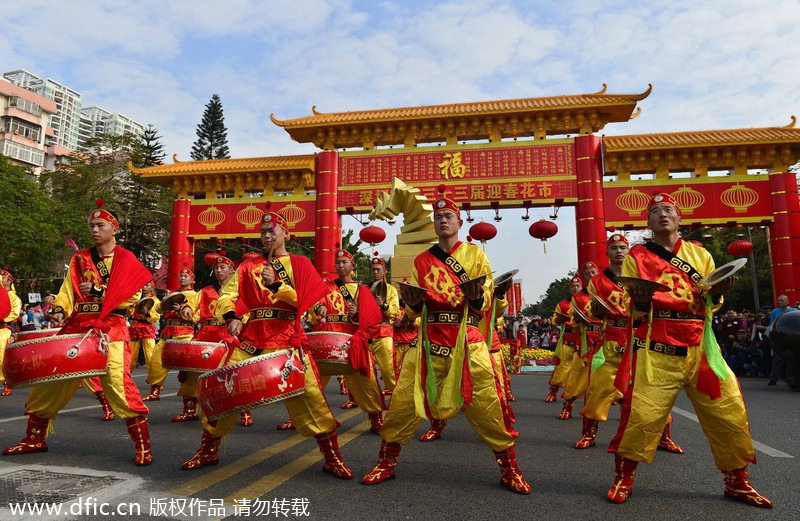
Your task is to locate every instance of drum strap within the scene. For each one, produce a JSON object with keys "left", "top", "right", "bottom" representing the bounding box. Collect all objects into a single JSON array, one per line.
[
  {"left": 270, "top": 257, "right": 293, "bottom": 287},
  {"left": 603, "top": 268, "right": 622, "bottom": 287},
  {"left": 427, "top": 245, "right": 470, "bottom": 283},
  {"left": 644, "top": 241, "right": 702, "bottom": 286},
  {"left": 89, "top": 247, "right": 111, "bottom": 286},
  {"left": 334, "top": 279, "right": 356, "bottom": 308}
]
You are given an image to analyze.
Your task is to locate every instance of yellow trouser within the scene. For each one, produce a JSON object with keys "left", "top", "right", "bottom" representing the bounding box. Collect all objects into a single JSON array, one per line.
[
  {"left": 491, "top": 350, "right": 513, "bottom": 401},
  {"left": 395, "top": 342, "right": 411, "bottom": 371},
  {"left": 615, "top": 345, "right": 755, "bottom": 470},
  {"left": 202, "top": 347, "right": 337, "bottom": 438},
  {"left": 380, "top": 342, "right": 516, "bottom": 452},
  {"left": 178, "top": 372, "right": 201, "bottom": 398},
  {"left": 549, "top": 344, "right": 576, "bottom": 388},
  {"left": 147, "top": 334, "right": 192, "bottom": 387},
  {"left": 369, "top": 336, "right": 397, "bottom": 392},
  {"left": 0, "top": 329, "right": 11, "bottom": 382},
  {"left": 580, "top": 340, "right": 624, "bottom": 422},
  {"left": 26, "top": 340, "right": 149, "bottom": 421},
  {"left": 320, "top": 363, "right": 384, "bottom": 413},
  {"left": 130, "top": 337, "right": 156, "bottom": 372},
  {"left": 562, "top": 349, "right": 590, "bottom": 401}
]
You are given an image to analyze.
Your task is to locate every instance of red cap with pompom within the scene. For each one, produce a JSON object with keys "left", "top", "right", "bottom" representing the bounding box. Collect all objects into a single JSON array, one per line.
[
  {"left": 89, "top": 197, "right": 120, "bottom": 229},
  {"left": 179, "top": 261, "right": 195, "bottom": 279},
  {"left": 0, "top": 266, "right": 13, "bottom": 282},
  {"left": 434, "top": 184, "right": 460, "bottom": 217},
  {"left": 262, "top": 201, "right": 290, "bottom": 232}
]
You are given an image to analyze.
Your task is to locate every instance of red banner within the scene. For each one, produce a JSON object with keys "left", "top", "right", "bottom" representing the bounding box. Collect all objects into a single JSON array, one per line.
[
  {"left": 603, "top": 176, "right": 773, "bottom": 227},
  {"left": 513, "top": 282, "right": 522, "bottom": 315},
  {"left": 188, "top": 198, "right": 316, "bottom": 239},
  {"left": 338, "top": 140, "right": 576, "bottom": 210}
]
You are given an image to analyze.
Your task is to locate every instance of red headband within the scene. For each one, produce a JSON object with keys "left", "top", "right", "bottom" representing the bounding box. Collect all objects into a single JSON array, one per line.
[
  {"left": 0, "top": 267, "right": 13, "bottom": 282},
  {"left": 568, "top": 276, "right": 582, "bottom": 287},
  {"left": 371, "top": 257, "right": 386, "bottom": 268},
  {"left": 89, "top": 198, "right": 119, "bottom": 229},
  {"left": 648, "top": 192, "right": 681, "bottom": 215},
  {"left": 179, "top": 263, "right": 195, "bottom": 278},
  {"left": 582, "top": 261, "right": 599, "bottom": 272},
  {"left": 607, "top": 233, "right": 629, "bottom": 247},
  {"left": 262, "top": 202, "right": 290, "bottom": 233},
  {"left": 336, "top": 250, "right": 355, "bottom": 264},
  {"left": 434, "top": 184, "right": 460, "bottom": 217}
]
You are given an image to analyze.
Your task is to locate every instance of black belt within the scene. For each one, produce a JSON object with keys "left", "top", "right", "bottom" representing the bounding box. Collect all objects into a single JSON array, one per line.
[
  {"left": 250, "top": 308, "right": 297, "bottom": 322},
  {"left": 633, "top": 338, "right": 688, "bottom": 357},
  {"left": 166, "top": 319, "right": 193, "bottom": 327},
  {"left": 653, "top": 310, "right": 704, "bottom": 321},
  {"left": 564, "top": 325, "right": 577, "bottom": 334},
  {"left": 605, "top": 318, "right": 629, "bottom": 329},
  {"left": 239, "top": 341, "right": 263, "bottom": 356},
  {"left": 409, "top": 338, "right": 453, "bottom": 357},
  {"left": 426, "top": 311, "right": 479, "bottom": 327},
  {"left": 202, "top": 319, "right": 225, "bottom": 326},
  {"left": 563, "top": 340, "right": 577, "bottom": 349},
  {"left": 326, "top": 314, "right": 353, "bottom": 324},
  {"left": 585, "top": 324, "right": 602, "bottom": 333},
  {"left": 131, "top": 318, "right": 150, "bottom": 324},
  {"left": 75, "top": 302, "right": 125, "bottom": 317}
]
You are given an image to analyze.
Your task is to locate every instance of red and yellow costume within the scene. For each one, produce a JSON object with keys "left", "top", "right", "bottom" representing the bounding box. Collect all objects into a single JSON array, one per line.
[
  {"left": 546, "top": 288, "right": 580, "bottom": 402},
  {"left": 392, "top": 309, "right": 417, "bottom": 370},
  {"left": 560, "top": 283, "right": 602, "bottom": 418},
  {"left": 365, "top": 266, "right": 401, "bottom": 393},
  {"left": 3, "top": 242, "right": 153, "bottom": 465},
  {"left": 128, "top": 294, "right": 160, "bottom": 372},
  {"left": 0, "top": 270, "right": 22, "bottom": 396}
]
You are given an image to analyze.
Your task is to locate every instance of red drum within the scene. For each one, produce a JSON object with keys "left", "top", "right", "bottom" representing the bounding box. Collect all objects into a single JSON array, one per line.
[
  {"left": 198, "top": 349, "right": 306, "bottom": 421},
  {"left": 162, "top": 339, "right": 227, "bottom": 372},
  {"left": 306, "top": 331, "right": 357, "bottom": 376},
  {"left": 13, "top": 328, "right": 61, "bottom": 343},
  {"left": 3, "top": 332, "right": 108, "bottom": 389}
]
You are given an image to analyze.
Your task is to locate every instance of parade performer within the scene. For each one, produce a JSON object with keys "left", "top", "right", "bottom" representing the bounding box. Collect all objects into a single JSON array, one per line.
[
  {"left": 606, "top": 193, "right": 772, "bottom": 508},
  {"left": 3, "top": 200, "right": 153, "bottom": 465},
  {"left": 362, "top": 186, "right": 529, "bottom": 494},
  {"left": 144, "top": 265, "right": 197, "bottom": 401},
  {"left": 574, "top": 233, "right": 682, "bottom": 453},
  {"left": 181, "top": 208, "right": 353, "bottom": 479},
  {"left": 128, "top": 280, "right": 160, "bottom": 372},
  {"left": 0, "top": 267, "right": 21, "bottom": 396},
  {"left": 545, "top": 276, "right": 582, "bottom": 402},
  {"left": 559, "top": 262, "right": 602, "bottom": 420},
  {"left": 307, "top": 249, "right": 385, "bottom": 433},
  {"left": 392, "top": 307, "right": 417, "bottom": 371},
  {"left": 365, "top": 255, "right": 401, "bottom": 395},
  {"left": 82, "top": 376, "right": 116, "bottom": 421}
]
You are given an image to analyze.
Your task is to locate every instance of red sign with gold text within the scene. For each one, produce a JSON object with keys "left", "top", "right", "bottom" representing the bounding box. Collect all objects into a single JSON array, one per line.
[
  {"left": 338, "top": 140, "right": 576, "bottom": 210},
  {"left": 603, "top": 176, "right": 773, "bottom": 228},
  {"left": 188, "top": 198, "right": 316, "bottom": 239}
]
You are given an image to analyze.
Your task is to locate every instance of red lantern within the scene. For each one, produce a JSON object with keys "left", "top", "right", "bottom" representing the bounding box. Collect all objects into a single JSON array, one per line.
[
  {"left": 203, "top": 252, "right": 219, "bottom": 266},
  {"left": 359, "top": 225, "right": 386, "bottom": 246},
  {"left": 727, "top": 240, "right": 753, "bottom": 257},
  {"left": 469, "top": 221, "right": 497, "bottom": 244},
  {"left": 242, "top": 251, "right": 263, "bottom": 262},
  {"left": 529, "top": 219, "right": 558, "bottom": 253}
]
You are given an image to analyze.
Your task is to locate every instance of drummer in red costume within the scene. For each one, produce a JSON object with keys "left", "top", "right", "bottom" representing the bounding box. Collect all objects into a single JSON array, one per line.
[
  {"left": 362, "top": 186, "right": 529, "bottom": 494},
  {"left": 171, "top": 251, "right": 253, "bottom": 426},
  {"left": 392, "top": 306, "right": 416, "bottom": 370},
  {"left": 144, "top": 265, "right": 197, "bottom": 401},
  {"left": 606, "top": 193, "right": 772, "bottom": 508},
  {"left": 559, "top": 262, "right": 602, "bottom": 420},
  {"left": 574, "top": 233, "right": 682, "bottom": 452},
  {"left": 365, "top": 255, "right": 401, "bottom": 395},
  {"left": 128, "top": 280, "right": 160, "bottom": 371},
  {"left": 308, "top": 250, "right": 385, "bottom": 434},
  {"left": 0, "top": 267, "right": 22, "bottom": 396},
  {"left": 545, "top": 276, "right": 582, "bottom": 403},
  {"left": 3, "top": 199, "right": 153, "bottom": 465},
  {"left": 181, "top": 209, "right": 352, "bottom": 479}
]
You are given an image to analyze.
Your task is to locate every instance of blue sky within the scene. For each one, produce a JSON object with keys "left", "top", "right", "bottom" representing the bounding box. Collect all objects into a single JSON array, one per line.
[{"left": 2, "top": 0, "right": 798, "bottom": 303}]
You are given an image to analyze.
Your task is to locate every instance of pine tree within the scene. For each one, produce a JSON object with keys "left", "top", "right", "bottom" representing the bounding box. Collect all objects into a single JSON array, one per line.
[
  {"left": 139, "top": 124, "right": 166, "bottom": 167},
  {"left": 190, "top": 94, "right": 230, "bottom": 160}
]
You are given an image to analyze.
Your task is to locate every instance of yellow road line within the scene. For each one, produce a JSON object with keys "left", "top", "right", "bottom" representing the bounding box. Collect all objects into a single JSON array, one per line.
[
  {"left": 171, "top": 409, "right": 362, "bottom": 496},
  {"left": 224, "top": 417, "right": 370, "bottom": 503}
]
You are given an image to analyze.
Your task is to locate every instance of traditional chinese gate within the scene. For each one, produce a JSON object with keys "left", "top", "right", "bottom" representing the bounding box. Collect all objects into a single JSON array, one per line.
[{"left": 131, "top": 86, "right": 800, "bottom": 304}]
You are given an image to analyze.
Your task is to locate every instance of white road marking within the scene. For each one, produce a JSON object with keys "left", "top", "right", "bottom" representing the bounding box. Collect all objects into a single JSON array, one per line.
[
  {"left": 671, "top": 406, "right": 794, "bottom": 458},
  {"left": 0, "top": 392, "right": 178, "bottom": 423}
]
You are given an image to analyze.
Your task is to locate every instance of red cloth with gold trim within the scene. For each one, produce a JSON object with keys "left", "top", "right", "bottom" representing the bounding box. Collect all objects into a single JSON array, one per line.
[
  {"left": 572, "top": 289, "right": 602, "bottom": 347},
  {"left": 588, "top": 271, "right": 629, "bottom": 345},
  {"left": 555, "top": 298, "right": 579, "bottom": 346},
  {"left": 0, "top": 267, "right": 14, "bottom": 283},
  {"left": 88, "top": 198, "right": 119, "bottom": 229},
  {"left": 262, "top": 212, "right": 289, "bottom": 233},
  {"left": 312, "top": 280, "right": 360, "bottom": 335},
  {"left": 161, "top": 289, "right": 196, "bottom": 338},
  {"left": 194, "top": 284, "right": 228, "bottom": 342}
]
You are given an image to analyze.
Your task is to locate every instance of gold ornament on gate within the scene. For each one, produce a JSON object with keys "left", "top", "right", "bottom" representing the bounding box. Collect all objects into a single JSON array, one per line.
[
  {"left": 670, "top": 186, "right": 704, "bottom": 215},
  {"left": 615, "top": 189, "right": 649, "bottom": 217},
  {"left": 720, "top": 184, "right": 759, "bottom": 213},
  {"left": 280, "top": 203, "right": 306, "bottom": 228},
  {"left": 198, "top": 206, "right": 225, "bottom": 231},
  {"left": 237, "top": 204, "right": 264, "bottom": 228}
]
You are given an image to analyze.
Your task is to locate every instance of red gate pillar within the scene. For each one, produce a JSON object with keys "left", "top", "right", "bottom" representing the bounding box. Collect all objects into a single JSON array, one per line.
[
  {"left": 167, "top": 198, "right": 193, "bottom": 291},
  {"left": 315, "top": 151, "right": 342, "bottom": 280},
  {"left": 768, "top": 171, "right": 800, "bottom": 306},
  {"left": 574, "top": 135, "right": 608, "bottom": 267}
]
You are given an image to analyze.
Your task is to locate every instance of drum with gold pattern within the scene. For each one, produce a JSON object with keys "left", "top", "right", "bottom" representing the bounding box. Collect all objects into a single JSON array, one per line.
[
  {"left": 305, "top": 331, "right": 357, "bottom": 376},
  {"left": 162, "top": 339, "right": 228, "bottom": 372},
  {"left": 13, "top": 328, "right": 61, "bottom": 343}
]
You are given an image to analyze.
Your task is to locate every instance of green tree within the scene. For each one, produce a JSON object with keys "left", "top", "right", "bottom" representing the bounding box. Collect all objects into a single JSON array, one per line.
[
  {"left": 139, "top": 124, "right": 166, "bottom": 166},
  {"left": 190, "top": 94, "right": 230, "bottom": 160},
  {"left": 521, "top": 273, "right": 576, "bottom": 318},
  {"left": 0, "top": 155, "right": 61, "bottom": 278}
]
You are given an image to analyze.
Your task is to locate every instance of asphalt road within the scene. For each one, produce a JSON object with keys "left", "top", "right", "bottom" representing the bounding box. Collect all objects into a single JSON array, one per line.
[{"left": 0, "top": 368, "right": 796, "bottom": 521}]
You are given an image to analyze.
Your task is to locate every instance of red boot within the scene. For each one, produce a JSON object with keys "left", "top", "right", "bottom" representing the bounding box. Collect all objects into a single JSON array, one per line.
[
  {"left": 544, "top": 385, "right": 559, "bottom": 403},
  {"left": 559, "top": 399, "right": 574, "bottom": 420},
  {"left": 125, "top": 416, "right": 153, "bottom": 466},
  {"left": 315, "top": 431, "right": 353, "bottom": 479},
  {"left": 95, "top": 391, "right": 115, "bottom": 421},
  {"left": 362, "top": 441, "right": 402, "bottom": 485},
  {"left": 382, "top": 388, "right": 393, "bottom": 396},
  {"left": 276, "top": 418, "right": 295, "bottom": 430},
  {"left": 368, "top": 412, "right": 383, "bottom": 434},
  {"left": 723, "top": 467, "right": 774, "bottom": 508},
  {"left": 341, "top": 395, "right": 357, "bottom": 409},
  {"left": 182, "top": 430, "right": 222, "bottom": 470},
  {"left": 171, "top": 397, "right": 199, "bottom": 422},
  {"left": 657, "top": 423, "right": 684, "bottom": 453},
  {"left": 494, "top": 446, "right": 531, "bottom": 494},
  {"left": 607, "top": 454, "right": 638, "bottom": 503},
  {"left": 419, "top": 419, "right": 447, "bottom": 442},
  {"left": 574, "top": 417, "right": 598, "bottom": 449},
  {"left": 142, "top": 385, "right": 162, "bottom": 401},
  {"left": 3, "top": 414, "right": 49, "bottom": 455},
  {"left": 240, "top": 411, "right": 253, "bottom": 426},
  {"left": 2, "top": 382, "right": 12, "bottom": 396},
  {"left": 337, "top": 376, "right": 349, "bottom": 395}
]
